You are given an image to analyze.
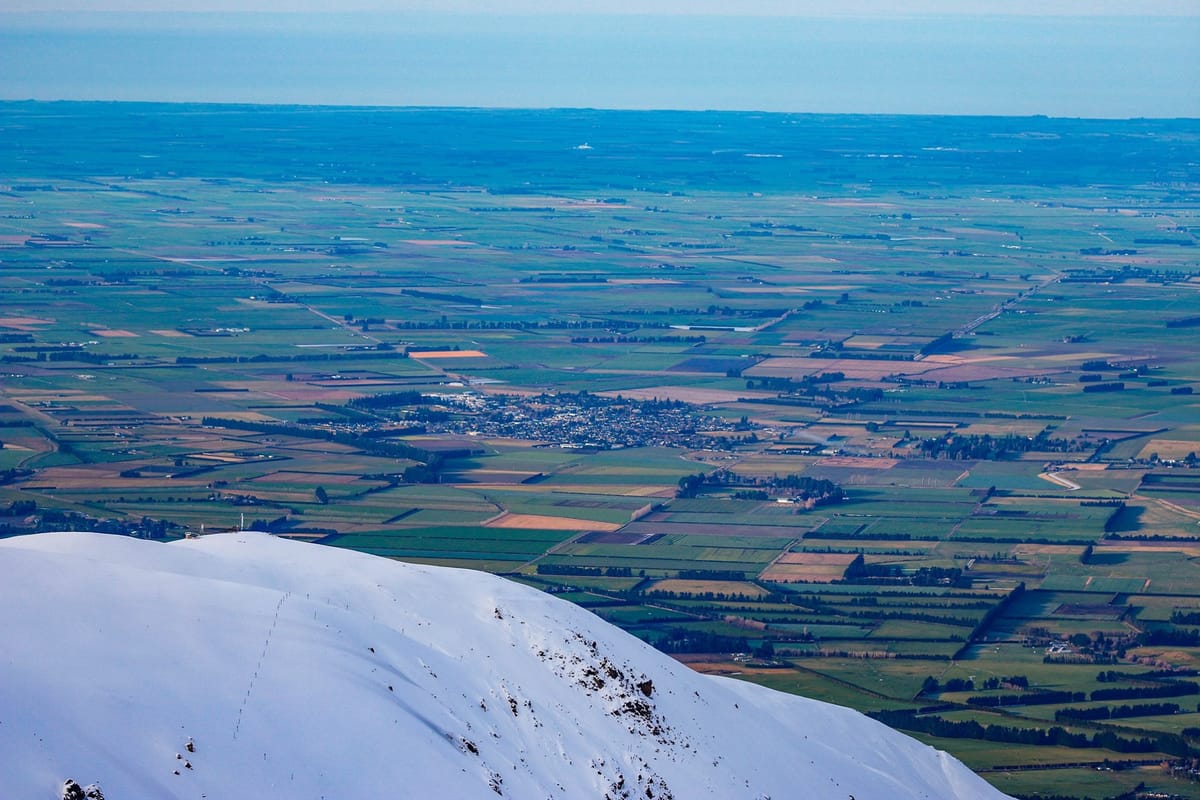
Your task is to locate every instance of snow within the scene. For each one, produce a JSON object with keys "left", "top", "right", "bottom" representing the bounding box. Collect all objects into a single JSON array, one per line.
[{"left": 0, "top": 532, "right": 1011, "bottom": 799}]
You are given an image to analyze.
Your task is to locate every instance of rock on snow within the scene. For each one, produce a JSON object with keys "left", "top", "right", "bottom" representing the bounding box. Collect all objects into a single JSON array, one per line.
[{"left": 0, "top": 532, "right": 1011, "bottom": 799}]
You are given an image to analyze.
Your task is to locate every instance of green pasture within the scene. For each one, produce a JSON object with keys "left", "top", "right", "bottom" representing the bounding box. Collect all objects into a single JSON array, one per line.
[{"left": 987, "top": 766, "right": 1200, "bottom": 800}]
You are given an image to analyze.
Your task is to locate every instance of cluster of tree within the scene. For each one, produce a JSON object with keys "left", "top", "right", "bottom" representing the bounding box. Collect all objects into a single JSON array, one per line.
[
  {"left": 1055, "top": 702, "right": 1183, "bottom": 722},
  {"left": 921, "top": 676, "right": 987, "bottom": 694},
  {"left": 1, "top": 467, "right": 42, "bottom": 488},
  {"left": 1091, "top": 682, "right": 1199, "bottom": 702},
  {"left": 984, "top": 675, "right": 1029, "bottom": 690},
  {"left": 0, "top": 509, "right": 179, "bottom": 540},
  {"left": 805, "top": 529, "right": 933, "bottom": 541},
  {"left": 1082, "top": 382, "right": 1125, "bottom": 393},
  {"left": 1078, "top": 247, "right": 1138, "bottom": 256},
  {"left": 34, "top": 350, "right": 141, "bottom": 364},
  {"left": 347, "top": 390, "right": 431, "bottom": 410},
  {"left": 676, "top": 472, "right": 716, "bottom": 499},
  {"left": 967, "top": 689, "right": 1084, "bottom": 708},
  {"left": 177, "top": 348, "right": 397, "bottom": 365},
  {"left": 399, "top": 288, "right": 482, "bottom": 306},
  {"left": 642, "top": 589, "right": 770, "bottom": 603},
  {"left": 813, "top": 346, "right": 912, "bottom": 362},
  {"left": 1139, "top": 629, "right": 1200, "bottom": 647},
  {"left": 392, "top": 317, "right": 643, "bottom": 331},
  {"left": 519, "top": 273, "right": 608, "bottom": 283},
  {"left": 2, "top": 499, "right": 37, "bottom": 516},
  {"left": 89, "top": 267, "right": 202, "bottom": 281},
  {"left": 921, "top": 676, "right": 1027, "bottom": 695},
  {"left": 916, "top": 429, "right": 1080, "bottom": 460},
  {"left": 744, "top": 372, "right": 884, "bottom": 405},
  {"left": 678, "top": 470, "right": 844, "bottom": 506},
  {"left": 570, "top": 335, "right": 705, "bottom": 344},
  {"left": 536, "top": 564, "right": 635, "bottom": 577},
  {"left": 959, "top": 550, "right": 1023, "bottom": 563},
  {"left": 12, "top": 344, "right": 87, "bottom": 353},
  {"left": 770, "top": 474, "right": 846, "bottom": 502},
  {"left": 677, "top": 569, "right": 749, "bottom": 581},
  {"left": 869, "top": 709, "right": 1195, "bottom": 756},
  {"left": 842, "top": 555, "right": 964, "bottom": 587},
  {"left": 245, "top": 515, "right": 292, "bottom": 533},
  {"left": 1098, "top": 668, "right": 1198, "bottom": 682},
  {"left": 653, "top": 629, "right": 753, "bottom": 654},
  {"left": 1065, "top": 264, "right": 1194, "bottom": 284},
  {"left": 761, "top": 372, "right": 847, "bottom": 392},
  {"left": 920, "top": 332, "right": 958, "bottom": 356}
]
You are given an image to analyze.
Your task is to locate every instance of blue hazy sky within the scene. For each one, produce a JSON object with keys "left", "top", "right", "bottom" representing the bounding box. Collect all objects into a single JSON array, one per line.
[{"left": 2, "top": 7, "right": 1197, "bottom": 118}]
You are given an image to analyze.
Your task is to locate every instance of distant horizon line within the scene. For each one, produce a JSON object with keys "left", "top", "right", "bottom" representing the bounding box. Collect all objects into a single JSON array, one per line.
[
  {"left": 5, "top": 9, "right": 1198, "bottom": 15},
  {"left": 1, "top": 98, "right": 1196, "bottom": 123}
]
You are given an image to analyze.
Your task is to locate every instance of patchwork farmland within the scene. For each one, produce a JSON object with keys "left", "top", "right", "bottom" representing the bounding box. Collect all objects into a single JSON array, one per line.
[{"left": 1, "top": 103, "right": 1199, "bottom": 798}]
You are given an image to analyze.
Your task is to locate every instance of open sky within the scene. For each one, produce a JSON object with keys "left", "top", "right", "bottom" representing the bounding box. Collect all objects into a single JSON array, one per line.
[{"left": 2, "top": 2, "right": 1197, "bottom": 117}]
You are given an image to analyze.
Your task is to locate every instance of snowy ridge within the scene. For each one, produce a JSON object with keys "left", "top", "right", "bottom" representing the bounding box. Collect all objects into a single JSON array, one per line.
[{"left": 0, "top": 532, "right": 1011, "bottom": 799}]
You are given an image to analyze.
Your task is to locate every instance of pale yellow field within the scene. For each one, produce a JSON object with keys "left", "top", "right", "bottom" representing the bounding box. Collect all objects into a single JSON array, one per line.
[
  {"left": 1034, "top": 352, "right": 1120, "bottom": 363},
  {"left": 777, "top": 552, "right": 858, "bottom": 566},
  {"left": 623, "top": 486, "right": 676, "bottom": 497},
  {"left": 410, "top": 349, "right": 488, "bottom": 359},
  {"left": 34, "top": 466, "right": 179, "bottom": 489},
  {"left": 250, "top": 470, "right": 362, "bottom": 485},
  {"left": 649, "top": 580, "right": 770, "bottom": 597},
  {"left": 485, "top": 513, "right": 620, "bottom": 531},
  {"left": 189, "top": 452, "right": 252, "bottom": 463},
  {"left": 200, "top": 411, "right": 281, "bottom": 423},
  {"left": 758, "top": 564, "right": 845, "bottom": 582},
  {"left": 816, "top": 456, "right": 897, "bottom": 469},
  {"left": 819, "top": 200, "right": 898, "bottom": 208},
  {"left": 1138, "top": 439, "right": 1200, "bottom": 460},
  {"left": 715, "top": 255, "right": 841, "bottom": 266},
  {"left": 747, "top": 356, "right": 905, "bottom": 380},
  {"left": 7, "top": 391, "right": 112, "bottom": 403},
  {"left": 682, "top": 660, "right": 793, "bottom": 676},
  {"left": 919, "top": 354, "right": 1022, "bottom": 366},
  {"left": 0, "top": 316, "right": 53, "bottom": 329},
  {"left": 1011, "top": 543, "right": 1089, "bottom": 557},
  {"left": 1097, "top": 542, "right": 1200, "bottom": 557},
  {"left": 760, "top": 551, "right": 856, "bottom": 581},
  {"left": 260, "top": 387, "right": 364, "bottom": 403},
  {"left": 1127, "top": 648, "right": 1200, "bottom": 667},
  {"left": 724, "top": 286, "right": 814, "bottom": 294}
]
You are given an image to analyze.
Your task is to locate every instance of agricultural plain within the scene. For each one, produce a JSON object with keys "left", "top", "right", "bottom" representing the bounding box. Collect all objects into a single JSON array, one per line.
[{"left": 2, "top": 104, "right": 1199, "bottom": 798}]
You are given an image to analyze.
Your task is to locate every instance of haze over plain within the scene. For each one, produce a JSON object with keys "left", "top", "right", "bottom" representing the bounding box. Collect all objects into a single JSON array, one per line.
[{"left": 1, "top": 1, "right": 1197, "bottom": 117}]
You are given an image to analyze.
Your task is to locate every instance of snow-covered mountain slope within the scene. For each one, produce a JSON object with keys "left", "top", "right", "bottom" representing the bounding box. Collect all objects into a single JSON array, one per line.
[{"left": 0, "top": 532, "right": 1010, "bottom": 799}]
